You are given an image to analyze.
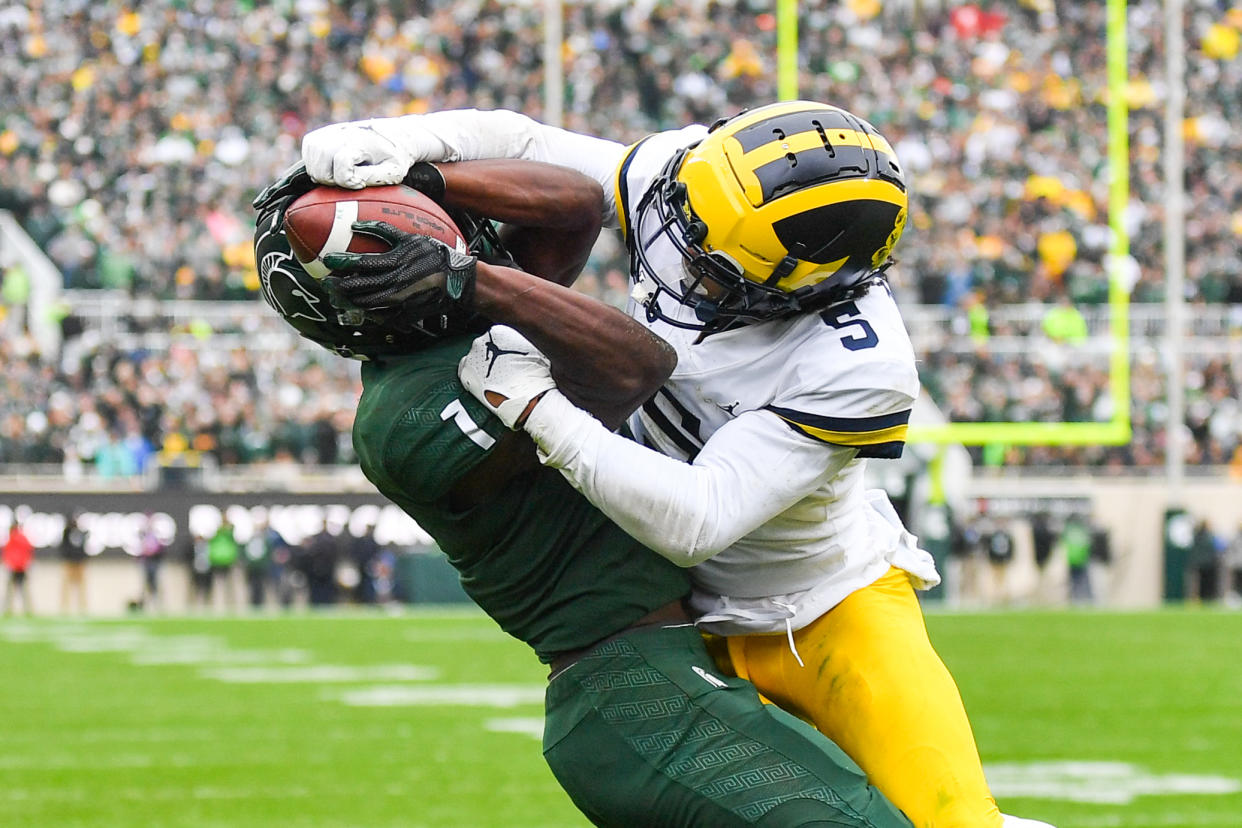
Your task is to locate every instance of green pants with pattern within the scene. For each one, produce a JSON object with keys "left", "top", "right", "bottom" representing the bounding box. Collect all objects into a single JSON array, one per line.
[{"left": 543, "top": 624, "right": 911, "bottom": 827}]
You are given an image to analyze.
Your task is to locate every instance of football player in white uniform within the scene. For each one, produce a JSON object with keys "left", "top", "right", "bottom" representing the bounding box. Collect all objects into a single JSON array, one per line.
[{"left": 301, "top": 102, "right": 1053, "bottom": 828}]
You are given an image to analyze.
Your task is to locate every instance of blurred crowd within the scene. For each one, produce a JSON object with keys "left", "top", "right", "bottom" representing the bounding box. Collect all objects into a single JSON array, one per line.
[
  {"left": 0, "top": 334, "right": 360, "bottom": 471},
  {"left": 1, "top": 0, "right": 1241, "bottom": 472},
  {"left": 926, "top": 349, "right": 1242, "bottom": 469}
]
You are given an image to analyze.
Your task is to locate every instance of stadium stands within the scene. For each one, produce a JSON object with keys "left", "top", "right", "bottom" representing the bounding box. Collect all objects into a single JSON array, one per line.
[{"left": 0, "top": 0, "right": 1239, "bottom": 473}]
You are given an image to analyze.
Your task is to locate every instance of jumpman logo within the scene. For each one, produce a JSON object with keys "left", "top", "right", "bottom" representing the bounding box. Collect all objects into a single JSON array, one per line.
[
  {"left": 483, "top": 332, "right": 525, "bottom": 377},
  {"left": 715, "top": 400, "right": 741, "bottom": 417}
]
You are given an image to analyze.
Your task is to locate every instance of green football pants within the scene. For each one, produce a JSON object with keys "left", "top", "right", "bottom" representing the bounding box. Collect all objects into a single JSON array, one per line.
[{"left": 542, "top": 624, "right": 911, "bottom": 827}]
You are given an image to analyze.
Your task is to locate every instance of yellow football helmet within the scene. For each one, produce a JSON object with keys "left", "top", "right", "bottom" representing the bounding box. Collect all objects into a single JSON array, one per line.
[{"left": 632, "top": 101, "right": 908, "bottom": 331}]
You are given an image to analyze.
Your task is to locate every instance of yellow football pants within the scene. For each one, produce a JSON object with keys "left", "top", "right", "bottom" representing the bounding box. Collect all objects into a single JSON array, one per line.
[{"left": 707, "top": 567, "right": 1002, "bottom": 828}]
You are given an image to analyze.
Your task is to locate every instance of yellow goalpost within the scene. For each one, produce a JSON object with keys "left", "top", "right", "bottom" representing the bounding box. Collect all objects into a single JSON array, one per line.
[{"left": 777, "top": 0, "right": 1132, "bottom": 447}]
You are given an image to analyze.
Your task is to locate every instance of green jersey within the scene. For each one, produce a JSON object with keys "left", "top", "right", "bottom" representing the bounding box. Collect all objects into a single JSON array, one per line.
[{"left": 353, "top": 337, "right": 690, "bottom": 663}]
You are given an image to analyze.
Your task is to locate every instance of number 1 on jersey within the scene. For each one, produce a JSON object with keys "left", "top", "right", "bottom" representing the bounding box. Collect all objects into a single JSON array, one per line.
[{"left": 441, "top": 399, "right": 496, "bottom": 450}]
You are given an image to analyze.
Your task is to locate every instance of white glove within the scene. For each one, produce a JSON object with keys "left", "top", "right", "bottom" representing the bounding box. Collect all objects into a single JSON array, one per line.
[
  {"left": 458, "top": 326, "right": 557, "bottom": 430},
  {"left": 302, "top": 117, "right": 449, "bottom": 189}
]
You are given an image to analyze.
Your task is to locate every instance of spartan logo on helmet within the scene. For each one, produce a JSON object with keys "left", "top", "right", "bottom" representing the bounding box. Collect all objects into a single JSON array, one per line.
[
  {"left": 256, "top": 210, "right": 329, "bottom": 325},
  {"left": 253, "top": 201, "right": 492, "bottom": 360}
]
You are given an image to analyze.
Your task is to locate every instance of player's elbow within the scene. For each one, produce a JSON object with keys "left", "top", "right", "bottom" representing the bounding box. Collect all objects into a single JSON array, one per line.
[
  {"left": 562, "top": 178, "right": 605, "bottom": 234},
  {"left": 515, "top": 165, "right": 604, "bottom": 233},
  {"left": 632, "top": 334, "right": 677, "bottom": 396},
  {"left": 645, "top": 488, "right": 732, "bottom": 566},
  {"left": 668, "top": 543, "right": 720, "bottom": 567},
  {"left": 588, "top": 328, "right": 675, "bottom": 412},
  {"left": 611, "top": 336, "right": 676, "bottom": 414},
  {"left": 651, "top": 533, "right": 725, "bottom": 567}
]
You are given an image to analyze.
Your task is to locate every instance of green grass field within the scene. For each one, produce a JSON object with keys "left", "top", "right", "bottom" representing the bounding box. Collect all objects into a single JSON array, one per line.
[{"left": 2, "top": 609, "right": 1240, "bottom": 828}]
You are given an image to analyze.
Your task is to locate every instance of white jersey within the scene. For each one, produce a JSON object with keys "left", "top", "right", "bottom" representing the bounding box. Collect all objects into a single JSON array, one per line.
[
  {"left": 612, "top": 131, "right": 940, "bottom": 634},
  {"left": 402, "top": 109, "right": 940, "bottom": 635}
]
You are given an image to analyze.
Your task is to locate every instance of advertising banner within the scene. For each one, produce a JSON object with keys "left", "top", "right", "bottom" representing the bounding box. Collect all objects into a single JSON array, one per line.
[{"left": 0, "top": 491, "right": 433, "bottom": 557}]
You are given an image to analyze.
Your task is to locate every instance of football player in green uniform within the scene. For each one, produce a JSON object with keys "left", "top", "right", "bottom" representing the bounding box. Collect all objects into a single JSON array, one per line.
[
  {"left": 252, "top": 161, "right": 909, "bottom": 827},
  {"left": 295, "top": 105, "right": 1055, "bottom": 828}
]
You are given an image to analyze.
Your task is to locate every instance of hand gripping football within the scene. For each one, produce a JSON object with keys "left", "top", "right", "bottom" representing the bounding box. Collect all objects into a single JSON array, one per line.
[{"left": 282, "top": 184, "right": 466, "bottom": 279}]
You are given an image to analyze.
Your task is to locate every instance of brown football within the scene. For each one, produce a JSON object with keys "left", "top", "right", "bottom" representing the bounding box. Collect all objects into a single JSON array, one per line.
[{"left": 283, "top": 184, "right": 465, "bottom": 279}]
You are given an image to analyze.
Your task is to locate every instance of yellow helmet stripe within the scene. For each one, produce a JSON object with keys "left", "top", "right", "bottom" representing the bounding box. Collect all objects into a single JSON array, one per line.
[
  {"left": 754, "top": 178, "right": 907, "bottom": 223},
  {"left": 739, "top": 128, "right": 897, "bottom": 168},
  {"left": 719, "top": 100, "right": 833, "bottom": 134},
  {"left": 867, "top": 131, "right": 898, "bottom": 160},
  {"left": 750, "top": 147, "right": 905, "bottom": 204}
]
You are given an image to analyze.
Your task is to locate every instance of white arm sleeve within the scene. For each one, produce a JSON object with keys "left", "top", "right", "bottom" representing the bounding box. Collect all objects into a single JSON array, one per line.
[
  {"left": 524, "top": 391, "right": 856, "bottom": 566},
  {"left": 383, "top": 109, "right": 626, "bottom": 224}
]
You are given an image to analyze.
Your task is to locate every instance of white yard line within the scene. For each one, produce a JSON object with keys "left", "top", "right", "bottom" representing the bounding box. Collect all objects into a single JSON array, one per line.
[
  {"left": 485, "top": 717, "right": 545, "bottom": 739},
  {"left": 201, "top": 664, "right": 439, "bottom": 683},
  {"left": 986, "top": 760, "right": 1242, "bottom": 803},
  {"left": 338, "top": 684, "right": 545, "bottom": 708}
]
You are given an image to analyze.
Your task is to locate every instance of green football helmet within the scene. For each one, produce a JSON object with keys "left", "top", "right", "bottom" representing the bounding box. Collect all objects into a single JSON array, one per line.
[{"left": 253, "top": 201, "right": 493, "bottom": 360}]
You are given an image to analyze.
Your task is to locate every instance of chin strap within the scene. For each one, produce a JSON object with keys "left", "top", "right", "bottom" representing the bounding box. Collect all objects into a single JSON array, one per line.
[{"left": 762, "top": 255, "right": 800, "bottom": 288}]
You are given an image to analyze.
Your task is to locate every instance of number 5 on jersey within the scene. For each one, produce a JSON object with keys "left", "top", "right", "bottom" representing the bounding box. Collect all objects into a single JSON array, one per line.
[{"left": 820, "top": 300, "right": 879, "bottom": 351}]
